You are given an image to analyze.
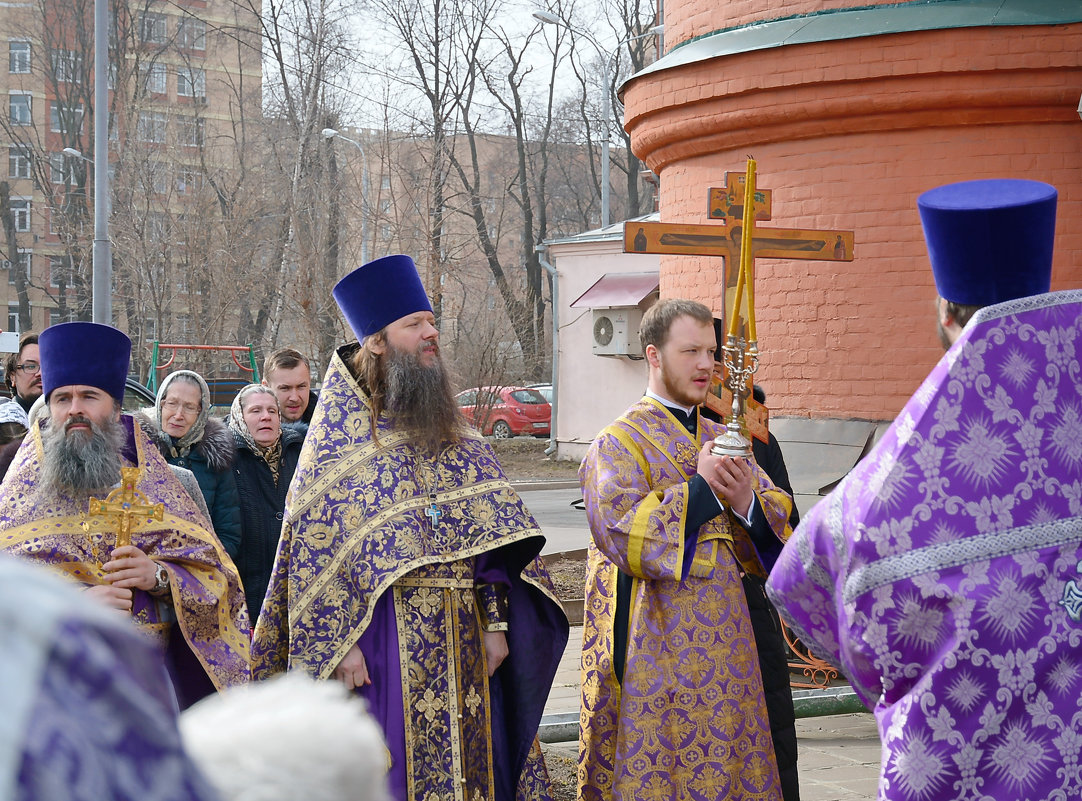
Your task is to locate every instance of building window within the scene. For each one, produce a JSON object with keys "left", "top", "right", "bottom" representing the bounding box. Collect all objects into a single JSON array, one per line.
[
  {"left": 143, "top": 62, "right": 167, "bottom": 94},
  {"left": 49, "top": 255, "right": 71, "bottom": 288},
  {"left": 177, "top": 167, "right": 201, "bottom": 194},
  {"left": 177, "top": 67, "right": 205, "bottom": 100},
  {"left": 140, "top": 12, "right": 168, "bottom": 45},
  {"left": 147, "top": 213, "right": 169, "bottom": 242},
  {"left": 9, "top": 41, "right": 31, "bottom": 74},
  {"left": 48, "top": 308, "right": 73, "bottom": 326},
  {"left": 49, "top": 101, "right": 84, "bottom": 134},
  {"left": 7, "top": 304, "right": 18, "bottom": 332},
  {"left": 9, "top": 199, "right": 30, "bottom": 232},
  {"left": 177, "top": 18, "right": 206, "bottom": 50},
  {"left": 176, "top": 115, "right": 204, "bottom": 147},
  {"left": 9, "top": 93, "right": 31, "bottom": 126},
  {"left": 49, "top": 152, "right": 79, "bottom": 185},
  {"left": 50, "top": 49, "right": 82, "bottom": 83},
  {"left": 137, "top": 111, "right": 168, "bottom": 143},
  {"left": 149, "top": 160, "right": 170, "bottom": 194},
  {"left": 8, "top": 146, "right": 31, "bottom": 179},
  {"left": 5, "top": 250, "right": 31, "bottom": 284}
]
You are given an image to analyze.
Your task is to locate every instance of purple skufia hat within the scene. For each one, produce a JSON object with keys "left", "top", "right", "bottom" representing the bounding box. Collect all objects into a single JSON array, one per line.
[
  {"left": 917, "top": 178, "right": 1056, "bottom": 306},
  {"left": 332, "top": 254, "right": 433, "bottom": 340},
  {"left": 39, "top": 322, "right": 131, "bottom": 401}
]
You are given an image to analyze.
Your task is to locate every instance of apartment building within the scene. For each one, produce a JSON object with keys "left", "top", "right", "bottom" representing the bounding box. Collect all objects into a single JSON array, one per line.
[{"left": 1, "top": 0, "right": 261, "bottom": 346}]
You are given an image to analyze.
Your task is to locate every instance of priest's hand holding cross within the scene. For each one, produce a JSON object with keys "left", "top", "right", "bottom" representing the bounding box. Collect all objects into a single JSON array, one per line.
[{"left": 85, "top": 546, "right": 167, "bottom": 612}]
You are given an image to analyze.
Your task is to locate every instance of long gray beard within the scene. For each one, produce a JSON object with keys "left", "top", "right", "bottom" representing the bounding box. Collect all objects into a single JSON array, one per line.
[
  {"left": 40, "top": 415, "right": 125, "bottom": 494},
  {"left": 384, "top": 344, "right": 462, "bottom": 454}
]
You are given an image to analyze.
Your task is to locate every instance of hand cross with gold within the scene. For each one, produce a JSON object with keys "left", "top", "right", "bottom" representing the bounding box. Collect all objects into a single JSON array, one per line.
[{"left": 88, "top": 467, "right": 165, "bottom": 549}]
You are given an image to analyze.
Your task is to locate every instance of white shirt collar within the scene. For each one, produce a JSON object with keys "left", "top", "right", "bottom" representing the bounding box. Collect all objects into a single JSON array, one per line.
[{"left": 645, "top": 389, "right": 695, "bottom": 417}]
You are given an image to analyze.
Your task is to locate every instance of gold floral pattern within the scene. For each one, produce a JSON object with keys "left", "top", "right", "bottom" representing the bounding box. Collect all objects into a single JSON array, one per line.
[
  {"left": 251, "top": 349, "right": 568, "bottom": 801},
  {"left": 578, "top": 398, "right": 792, "bottom": 801},
  {"left": 0, "top": 417, "right": 250, "bottom": 689}
]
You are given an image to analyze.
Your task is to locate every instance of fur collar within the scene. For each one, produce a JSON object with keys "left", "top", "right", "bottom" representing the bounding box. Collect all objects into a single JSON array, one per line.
[{"left": 135, "top": 410, "right": 236, "bottom": 473}]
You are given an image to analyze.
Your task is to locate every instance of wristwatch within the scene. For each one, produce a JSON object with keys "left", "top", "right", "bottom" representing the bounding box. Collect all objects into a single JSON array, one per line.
[{"left": 151, "top": 562, "right": 170, "bottom": 595}]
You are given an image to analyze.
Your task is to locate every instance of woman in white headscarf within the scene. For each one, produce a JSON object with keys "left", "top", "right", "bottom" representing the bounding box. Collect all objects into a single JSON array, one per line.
[{"left": 137, "top": 371, "right": 241, "bottom": 558}]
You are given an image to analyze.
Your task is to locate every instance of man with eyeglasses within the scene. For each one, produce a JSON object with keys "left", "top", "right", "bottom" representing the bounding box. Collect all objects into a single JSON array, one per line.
[{"left": 3, "top": 332, "right": 41, "bottom": 425}]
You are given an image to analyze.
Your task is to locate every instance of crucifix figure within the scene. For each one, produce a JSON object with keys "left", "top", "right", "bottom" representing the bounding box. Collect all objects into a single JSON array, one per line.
[
  {"left": 624, "top": 168, "right": 854, "bottom": 330},
  {"left": 624, "top": 164, "right": 856, "bottom": 434},
  {"left": 88, "top": 466, "right": 165, "bottom": 549}
]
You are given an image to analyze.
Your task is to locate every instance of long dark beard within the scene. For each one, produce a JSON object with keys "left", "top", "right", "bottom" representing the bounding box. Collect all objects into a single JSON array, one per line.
[
  {"left": 40, "top": 414, "right": 124, "bottom": 494},
  {"left": 383, "top": 344, "right": 463, "bottom": 454}
]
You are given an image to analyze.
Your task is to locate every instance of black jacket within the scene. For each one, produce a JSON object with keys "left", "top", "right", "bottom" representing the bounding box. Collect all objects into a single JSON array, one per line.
[{"left": 231, "top": 423, "right": 304, "bottom": 622}]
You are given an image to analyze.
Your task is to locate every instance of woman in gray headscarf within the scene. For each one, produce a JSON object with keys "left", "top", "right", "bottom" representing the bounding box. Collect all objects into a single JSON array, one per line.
[
  {"left": 227, "top": 384, "right": 304, "bottom": 621},
  {"left": 137, "top": 371, "right": 241, "bottom": 558}
]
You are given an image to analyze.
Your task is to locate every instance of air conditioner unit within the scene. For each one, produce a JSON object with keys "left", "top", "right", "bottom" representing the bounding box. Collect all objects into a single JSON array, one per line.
[{"left": 591, "top": 307, "right": 644, "bottom": 357}]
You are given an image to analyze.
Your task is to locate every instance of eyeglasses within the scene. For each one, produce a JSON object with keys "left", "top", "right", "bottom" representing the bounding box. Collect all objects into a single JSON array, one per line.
[
  {"left": 162, "top": 399, "right": 200, "bottom": 415},
  {"left": 14, "top": 361, "right": 40, "bottom": 374}
]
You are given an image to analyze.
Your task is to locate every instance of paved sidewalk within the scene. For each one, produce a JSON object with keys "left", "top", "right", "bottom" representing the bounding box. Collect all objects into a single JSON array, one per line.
[{"left": 543, "top": 628, "right": 882, "bottom": 799}]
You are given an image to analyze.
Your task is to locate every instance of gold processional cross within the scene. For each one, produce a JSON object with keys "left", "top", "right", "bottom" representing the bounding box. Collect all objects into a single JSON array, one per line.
[
  {"left": 88, "top": 466, "right": 165, "bottom": 549},
  {"left": 624, "top": 161, "right": 856, "bottom": 445}
]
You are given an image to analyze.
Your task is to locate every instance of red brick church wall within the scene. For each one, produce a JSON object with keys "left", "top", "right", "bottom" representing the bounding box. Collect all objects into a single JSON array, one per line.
[{"left": 623, "top": 5, "right": 1082, "bottom": 420}]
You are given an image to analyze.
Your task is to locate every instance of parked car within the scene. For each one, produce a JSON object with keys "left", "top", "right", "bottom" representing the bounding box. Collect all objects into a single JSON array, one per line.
[
  {"left": 527, "top": 383, "right": 553, "bottom": 404},
  {"left": 455, "top": 386, "right": 550, "bottom": 438},
  {"left": 123, "top": 378, "right": 156, "bottom": 412}
]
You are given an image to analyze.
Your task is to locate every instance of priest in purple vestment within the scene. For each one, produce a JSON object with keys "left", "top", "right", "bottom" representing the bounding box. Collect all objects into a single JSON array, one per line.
[
  {"left": 0, "top": 323, "right": 249, "bottom": 710},
  {"left": 767, "top": 179, "right": 1082, "bottom": 801},
  {"left": 252, "top": 255, "right": 569, "bottom": 801},
  {"left": 578, "top": 298, "right": 796, "bottom": 801},
  {"left": 0, "top": 555, "right": 222, "bottom": 801}
]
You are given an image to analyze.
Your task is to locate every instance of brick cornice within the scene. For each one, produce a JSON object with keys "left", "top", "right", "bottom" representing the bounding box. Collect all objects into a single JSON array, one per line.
[{"left": 623, "top": 30, "right": 1082, "bottom": 173}]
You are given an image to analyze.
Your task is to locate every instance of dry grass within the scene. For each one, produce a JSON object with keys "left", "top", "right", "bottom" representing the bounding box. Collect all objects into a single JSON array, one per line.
[{"left": 541, "top": 744, "right": 578, "bottom": 801}]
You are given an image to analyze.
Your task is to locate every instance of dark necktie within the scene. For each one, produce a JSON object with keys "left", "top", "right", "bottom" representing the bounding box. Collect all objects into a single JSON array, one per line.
[{"left": 667, "top": 406, "right": 697, "bottom": 436}]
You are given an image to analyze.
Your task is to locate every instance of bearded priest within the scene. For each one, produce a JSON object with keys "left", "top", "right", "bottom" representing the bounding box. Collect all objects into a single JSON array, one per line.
[
  {"left": 0, "top": 322, "right": 249, "bottom": 708},
  {"left": 252, "top": 254, "right": 568, "bottom": 801}
]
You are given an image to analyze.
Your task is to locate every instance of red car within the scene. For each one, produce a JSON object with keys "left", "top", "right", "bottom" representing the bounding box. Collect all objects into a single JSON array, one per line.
[{"left": 455, "top": 386, "right": 551, "bottom": 438}]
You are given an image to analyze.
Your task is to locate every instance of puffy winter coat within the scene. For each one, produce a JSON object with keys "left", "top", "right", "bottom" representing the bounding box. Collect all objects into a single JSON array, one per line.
[{"left": 136, "top": 412, "right": 242, "bottom": 558}]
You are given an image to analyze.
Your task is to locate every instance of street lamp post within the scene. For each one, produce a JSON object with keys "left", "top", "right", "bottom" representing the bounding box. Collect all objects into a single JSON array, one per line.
[
  {"left": 534, "top": 11, "right": 663, "bottom": 228},
  {"left": 322, "top": 128, "right": 369, "bottom": 265},
  {"left": 93, "top": 0, "right": 110, "bottom": 324}
]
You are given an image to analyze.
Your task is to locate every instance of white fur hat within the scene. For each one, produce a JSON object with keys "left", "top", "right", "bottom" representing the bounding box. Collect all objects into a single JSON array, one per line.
[{"left": 179, "top": 674, "right": 390, "bottom": 801}]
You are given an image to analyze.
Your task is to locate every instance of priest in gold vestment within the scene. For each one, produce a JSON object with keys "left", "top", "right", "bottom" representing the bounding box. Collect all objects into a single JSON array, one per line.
[
  {"left": 0, "top": 322, "right": 249, "bottom": 708},
  {"left": 578, "top": 299, "right": 795, "bottom": 801},
  {"left": 252, "top": 255, "right": 568, "bottom": 801}
]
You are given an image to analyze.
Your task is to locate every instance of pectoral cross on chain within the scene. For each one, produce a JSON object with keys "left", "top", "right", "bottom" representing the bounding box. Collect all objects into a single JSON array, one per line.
[
  {"left": 424, "top": 495, "right": 442, "bottom": 530},
  {"left": 88, "top": 466, "right": 165, "bottom": 549}
]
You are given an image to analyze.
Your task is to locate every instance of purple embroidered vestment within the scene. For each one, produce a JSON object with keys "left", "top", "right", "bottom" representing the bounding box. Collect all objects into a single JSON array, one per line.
[
  {"left": 252, "top": 349, "right": 569, "bottom": 801},
  {"left": 578, "top": 397, "right": 794, "bottom": 801},
  {"left": 767, "top": 290, "right": 1082, "bottom": 800},
  {"left": 0, "top": 416, "right": 250, "bottom": 704},
  {"left": 0, "top": 556, "right": 222, "bottom": 801}
]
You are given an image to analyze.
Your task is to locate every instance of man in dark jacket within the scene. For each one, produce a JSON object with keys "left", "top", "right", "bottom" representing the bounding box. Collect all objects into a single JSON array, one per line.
[
  {"left": 751, "top": 385, "right": 800, "bottom": 529},
  {"left": 4, "top": 332, "right": 41, "bottom": 420}
]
